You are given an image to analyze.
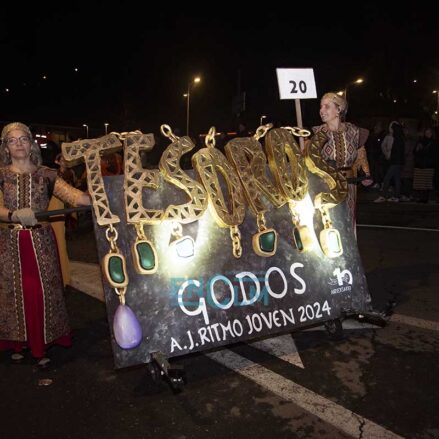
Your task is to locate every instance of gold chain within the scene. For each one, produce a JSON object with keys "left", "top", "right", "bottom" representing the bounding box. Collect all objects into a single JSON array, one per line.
[
  {"left": 134, "top": 223, "right": 147, "bottom": 241},
  {"left": 253, "top": 123, "right": 273, "bottom": 140},
  {"left": 160, "top": 124, "right": 179, "bottom": 142},
  {"left": 115, "top": 287, "right": 127, "bottom": 305},
  {"left": 205, "top": 126, "right": 216, "bottom": 148},
  {"left": 288, "top": 201, "right": 300, "bottom": 226},
  {"left": 171, "top": 221, "right": 183, "bottom": 240},
  {"left": 282, "top": 126, "right": 311, "bottom": 138},
  {"left": 105, "top": 224, "right": 119, "bottom": 252},
  {"left": 109, "top": 130, "right": 142, "bottom": 141},
  {"left": 256, "top": 212, "right": 267, "bottom": 232},
  {"left": 230, "top": 225, "right": 242, "bottom": 258},
  {"left": 319, "top": 206, "right": 333, "bottom": 229}
]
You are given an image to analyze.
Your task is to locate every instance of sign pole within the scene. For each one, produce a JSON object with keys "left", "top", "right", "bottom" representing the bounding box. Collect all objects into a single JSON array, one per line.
[
  {"left": 276, "top": 68, "right": 317, "bottom": 152},
  {"left": 294, "top": 98, "right": 305, "bottom": 152}
]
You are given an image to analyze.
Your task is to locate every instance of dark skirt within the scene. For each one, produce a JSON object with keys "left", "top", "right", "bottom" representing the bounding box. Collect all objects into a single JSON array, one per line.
[{"left": 413, "top": 168, "right": 434, "bottom": 190}]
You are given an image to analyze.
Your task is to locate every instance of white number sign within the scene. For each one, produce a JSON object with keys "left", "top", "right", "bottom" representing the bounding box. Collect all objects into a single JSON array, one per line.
[{"left": 276, "top": 68, "right": 317, "bottom": 100}]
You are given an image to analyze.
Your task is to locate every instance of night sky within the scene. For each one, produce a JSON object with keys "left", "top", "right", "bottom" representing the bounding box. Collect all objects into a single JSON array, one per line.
[{"left": 1, "top": 1, "right": 438, "bottom": 136}]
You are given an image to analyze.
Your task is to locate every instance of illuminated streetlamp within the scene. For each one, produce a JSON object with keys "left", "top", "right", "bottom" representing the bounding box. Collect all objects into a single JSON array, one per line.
[
  {"left": 185, "top": 76, "right": 201, "bottom": 136},
  {"left": 260, "top": 115, "right": 267, "bottom": 126},
  {"left": 104, "top": 123, "right": 109, "bottom": 135},
  {"left": 83, "top": 124, "right": 89, "bottom": 138},
  {"left": 343, "top": 77, "right": 364, "bottom": 100},
  {"left": 433, "top": 91, "right": 439, "bottom": 125}
]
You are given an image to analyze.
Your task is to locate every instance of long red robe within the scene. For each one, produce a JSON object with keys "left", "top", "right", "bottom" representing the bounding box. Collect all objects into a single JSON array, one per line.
[{"left": 0, "top": 166, "right": 82, "bottom": 358}]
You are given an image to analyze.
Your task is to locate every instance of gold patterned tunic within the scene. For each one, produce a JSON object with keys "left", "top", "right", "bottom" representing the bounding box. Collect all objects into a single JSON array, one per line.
[
  {"left": 0, "top": 166, "right": 83, "bottom": 354},
  {"left": 312, "top": 123, "right": 370, "bottom": 226}
]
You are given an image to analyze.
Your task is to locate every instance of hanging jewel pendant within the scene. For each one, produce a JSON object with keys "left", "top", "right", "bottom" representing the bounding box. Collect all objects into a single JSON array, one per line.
[
  {"left": 320, "top": 227, "right": 343, "bottom": 258},
  {"left": 292, "top": 225, "right": 311, "bottom": 252},
  {"left": 319, "top": 207, "right": 343, "bottom": 258},
  {"left": 103, "top": 252, "right": 128, "bottom": 287},
  {"left": 102, "top": 224, "right": 142, "bottom": 350},
  {"left": 289, "top": 201, "right": 312, "bottom": 252},
  {"left": 112, "top": 288, "right": 143, "bottom": 349},
  {"left": 169, "top": 221, "right": 195, "bottom": 259},
  {"left": 132, "top": 223, "right": 158, "bottom": 274},
  {"left": 252, "top": 213, "right": 277, "bottom": 257},
  {"left": 103, "top": 225, "right": 129, "bottom": 288}
]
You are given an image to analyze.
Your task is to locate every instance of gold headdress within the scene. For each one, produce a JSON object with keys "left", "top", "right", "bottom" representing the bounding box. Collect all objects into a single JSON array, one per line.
[
  {"left": 1, "top": 122, "right": 32, "bottom": 142},
  {"left": 321, "top": 92, "right": 348, "bottom": 118}
]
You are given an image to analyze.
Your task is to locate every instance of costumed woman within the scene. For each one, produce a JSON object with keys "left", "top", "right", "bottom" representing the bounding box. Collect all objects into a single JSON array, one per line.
[
  {"left": 0, "top": 122, "right": 91, "bottom": 366},
  {"left": 311, "top": 92, "right": 372, "bottom": 230}
]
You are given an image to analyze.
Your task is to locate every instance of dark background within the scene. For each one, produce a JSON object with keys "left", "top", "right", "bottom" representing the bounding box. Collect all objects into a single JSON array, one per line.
[{"left": 1, "top": 1, "right": 438, "bottom": 134}]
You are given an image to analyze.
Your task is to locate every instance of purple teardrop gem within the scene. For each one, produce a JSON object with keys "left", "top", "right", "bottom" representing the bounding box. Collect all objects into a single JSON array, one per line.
[{"left": 113, "top": 304, "right": 142, "bottom": 349}]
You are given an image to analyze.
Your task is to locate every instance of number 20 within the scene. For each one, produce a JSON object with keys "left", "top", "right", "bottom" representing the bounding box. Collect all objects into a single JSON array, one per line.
[{"left": 289, "top": 80, "right": 307, "bottom": 94}]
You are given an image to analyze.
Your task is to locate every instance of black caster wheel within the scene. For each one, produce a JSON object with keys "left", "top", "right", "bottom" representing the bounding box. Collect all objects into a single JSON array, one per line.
[
  {"left": 147, "top": 361, "right": 162, "bottom": 384},
  {"left": 324, "top": 318, "right": 344, "bottom": 340}
]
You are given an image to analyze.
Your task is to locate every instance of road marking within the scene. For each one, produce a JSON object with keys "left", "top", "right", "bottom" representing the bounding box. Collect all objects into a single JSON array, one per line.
[
  {"left": 248, "top": 319, "right": 382, "bottom": 370},
  {"left": 391, "top": 313, "right": 439, "bottom": 332},
  {"left": 207, "top": 349, "right": 402, "bottom": 439},
  {"left": 69, "top": 261, "right": 104, "bottom": 301},
  {"left": 358, "top": 224, "right": 439, "bottom": 232},
  {"left": 248, "top": 335, "right": 304, "bottom": 368}
]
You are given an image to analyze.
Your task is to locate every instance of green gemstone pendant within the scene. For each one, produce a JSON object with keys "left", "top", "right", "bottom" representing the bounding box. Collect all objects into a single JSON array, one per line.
[
  {"left": 132, "top": 239, "right": 158, "bottom": 274},
  {"left": 252, "top": 228, "right": 277, "bottom": 257},
  {"left": 293, "top": 227, "right": 304, "bottom": 251},
  {"left": 103, "top": 252, "right": 129, "bottom": 288},
  {"left": 292, "top": 225, "right": 313, "bottom": 252}
]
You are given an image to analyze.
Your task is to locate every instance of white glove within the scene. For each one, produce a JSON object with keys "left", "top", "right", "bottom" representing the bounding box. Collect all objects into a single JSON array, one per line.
[{"left": 11, "top": 208, "right": 38, "bottom": 226}]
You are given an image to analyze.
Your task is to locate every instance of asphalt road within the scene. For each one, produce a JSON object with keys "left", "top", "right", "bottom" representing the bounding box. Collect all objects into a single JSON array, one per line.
[{"left": 1, "top": 191, "right": 438, "bottom": 439}]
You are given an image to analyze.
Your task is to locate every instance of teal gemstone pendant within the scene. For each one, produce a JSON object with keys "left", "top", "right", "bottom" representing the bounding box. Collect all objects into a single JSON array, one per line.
[
  {"left": 252, "top": 228, "right": 277, "bottom": 257},
  {"left": 103, "top": 252, "right": 129, "bottom": 288},
  {"left": 132, "top": 239, "right": 158, "bottom": 274}
]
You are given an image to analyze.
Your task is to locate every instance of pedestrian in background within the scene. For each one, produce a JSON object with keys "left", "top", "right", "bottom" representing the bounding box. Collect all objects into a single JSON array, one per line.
[
  {"left": 366, "top": 121, "right": 386, "bottom": 189},
  {"left": 400, "top": 127, "right": 416, "bottom": 201},
  {"left": 374, "top": 122, "right": 405, "bottom": 202},
  {"left": 413, "top": 127, "right": 437, "bottom": 203}
]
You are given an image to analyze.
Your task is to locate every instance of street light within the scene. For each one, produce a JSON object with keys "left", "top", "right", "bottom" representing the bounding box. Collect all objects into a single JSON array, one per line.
[
  {"left": 185, "top": 76, "right": 201, "bottom": 136},
  {"left": 343, "top": 77, "right": 364, "bottom": 100},
  {"left": 433, "top": 91, "right": 439, "bottom": 125},
  {"left": 260, "top": 115, "right": 267, "bottom": 126},
  {"left": 83, "top": 124, "right": 89, "bottom": 138},
  {"left": 104, "top": 123, "right": 109, "bottom": 135}
]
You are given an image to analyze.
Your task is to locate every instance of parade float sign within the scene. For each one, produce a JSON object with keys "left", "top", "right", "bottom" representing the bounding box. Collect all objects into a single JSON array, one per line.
[{"left": 62, "top": 125, "right": 372, "bottom": 369}]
